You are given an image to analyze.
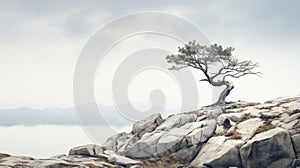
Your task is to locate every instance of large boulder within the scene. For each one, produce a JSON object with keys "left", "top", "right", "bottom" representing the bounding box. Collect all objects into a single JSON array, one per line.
[
  {"left": 291, "top": 133, "right": 300, "bottom": 158},
  {"left": 156, "top": 127, "right": 191, "bottom": 156},
  {"left": 218, "top": 112, "right": 246, "bottom": 123},
  {"left": 170, "top": 145, "right": 202, "bottom": 163},
  {"left": 183, "top": 119, "right": 217, "bottom": 146},
  {"left": 283, "top": 113, "right": 300, "bottom": 124},
  {"left": 190, "top": 136, "right": 244, "bottom": 168},
  {"left": 124, "top": 131, "right": 166, "bottom": 158},
  {"left": 236, "top": 118, "right": 264, "bottom": 140},
  {"left": 0, "top": 153, "right": 10, "bottom": 159},
  {"left": 240, "top": 127, "right": 295, "bottom": 168},
  {"left": 156, "top": 113, "right": 197, "bottom": 131},
  {"left": 69, "top": 144, "right": 103, "bottom": 156},
  {"left": 124, "top": 119, "right": 217, "bottom": 159},
  {"left": 101, "top": 132, "right": 138, "bottom": 153},
  {"left": 281, "top": 99, "right": 300, "bottom": 112},
  {"left": 291, "top": 159, "right": 300, "bottom": 168},
  {"left": 107, "top": 153, "right": 142, "bottom": 167},
  {"left": 131, "top": 113, "right": 164, "bottom": 138},
  {"left": 280, "top": 119, "right": 300, "bottom": 135},
  {"left": 124, "top": 128, "right": 186, "bottom": 158}
]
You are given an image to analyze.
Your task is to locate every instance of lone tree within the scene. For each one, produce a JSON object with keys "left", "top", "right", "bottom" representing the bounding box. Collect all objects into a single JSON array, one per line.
[{"left": 166, "top": 41, "right": 261, "bottom": 105}]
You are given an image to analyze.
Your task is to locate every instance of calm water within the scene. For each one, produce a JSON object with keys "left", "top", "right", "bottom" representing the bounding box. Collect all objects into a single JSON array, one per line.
[{"left": 0, "top": 125, "right": 130, "bottom": 158}]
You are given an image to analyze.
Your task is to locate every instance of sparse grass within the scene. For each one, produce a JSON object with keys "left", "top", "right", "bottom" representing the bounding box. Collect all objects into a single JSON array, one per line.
[
  {"left": 141, "top": 157, "right": 187, "bottom": 168},
  {"left": 196, "top": 113, "right": 203, "bottom": 118},
  {"left": 225, "top": 101, "right": 261, "bottom": 110},
  {"left": 225, "top": 130, "right": 242, "bottom": 140},
  {"left": 215, "top": 129, "right": 242, "bottom": 140},
  {"left": 255, "top": 123, "right": 276, "bottom": 134},
  {"left": 215, "top": 132, "right": 225, "bottom": 136},
  {"left": 240, "top": 114, "right": 252, "bottom": 122}
]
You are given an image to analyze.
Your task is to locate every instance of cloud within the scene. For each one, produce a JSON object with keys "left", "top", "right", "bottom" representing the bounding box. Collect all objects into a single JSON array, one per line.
[{"left": 0, "top": 0, "right": 299, "bottom": 109}]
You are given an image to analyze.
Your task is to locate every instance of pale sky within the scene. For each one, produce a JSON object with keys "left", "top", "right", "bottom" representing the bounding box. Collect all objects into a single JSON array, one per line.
[{"left": 0, "top": 0, "right": 300, "bottom": 109}]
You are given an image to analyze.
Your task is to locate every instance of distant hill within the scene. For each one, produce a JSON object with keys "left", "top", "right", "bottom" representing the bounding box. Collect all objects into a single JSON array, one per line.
[
  {"left": 0, "top": 104, "right": 132, "bottom": 126},
  {"left": 0, "top": 103, "right": 177, "bottom": 126}
]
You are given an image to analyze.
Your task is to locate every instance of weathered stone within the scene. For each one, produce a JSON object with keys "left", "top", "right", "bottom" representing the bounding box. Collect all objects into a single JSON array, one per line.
[
  {"left": 291, "top": 159, "right": 300, "bottom": 168},
  {"left": 156, "top": 127, "right": 191, "bottom": 156},
  {"left": 240, "top": 127, "right": 295, "bottom": 168},
  {"left": 130, "top": 165, "right": 143, "bottom": 168},
  {"left": 266, "top": 96, "right": 300, "bottom": 104},
  {"left": 125, "top": 119, "right": 216, "bottom": 159},
  {"left": 191, "top": 136, "right": 244, "bottom": 168},
  {"left": 242, "top": 108, "right": 268, "bottom": 118},
  {"left": 269, "top": 107, "right": 287, "bottom": 117},
  {"left": 281, "top": 100, "right": 300, "bottom": 112},
  {"left": 196, "top": 115, "right": 207, "bottom": 122},
  {"left": 170, "top": 145, "right": 201, "bottom": 163},
  {"left": 108, "top": 153, "right": 142, "bottom": 166},
  {"left": 215, "top": 124, "right": 225, "bottom": 135},
  {"left": 0, "top": 153, "right": 10, "bottom": 159},
  {"left": 1, "top": 154, "right": 119, "bottom": 168},
  {"left": 50, "top": 154, "right": 66, "bottom": 159},
  {"left": 291, "top": 134, "right": 300, "bottom": 157},
  {"left": 132, "top": 113, "right": 164, "bottom": 138},
  {"left": 225, "top": 101, "right": 259, "bottom": 109},
  {"left": 156, "top": 113, "right": 197, "bottom": 131},
  {"left": 203, "top": 106, "right": 224, "bottom": 118},
  {"left": 236, "top": 118, "right": 264, "bottom": 140},
  {"left": 218, "top": 112, "right": 246, "bottom": 123},
  {"left": 32, "top": 160, "right": 80, "bottom": 168},
  {"left": 180, "top": 121, "right": 206, "bottom": 130},
  {"left": 69, "top": 144, "right": 103, "bottom": 156},
  {"left": 289, "top": 128, "right": 300, "bottom": 135},
  {"left": 271, "top": 120, "right": 281, "bottom": 126},
  {"left": 280, "top": 113, "right": 290, "bottom": 122},
  {"left": 0, "top": 156, "right": 33, "bottom": 167},
  {"left": 43, "top": 155, "right": 81, "bottom": 163},
  {"left": 283, "top": 113, "right": 300, "bottom": 123},
  {"left": 281, "top": 120, "right": 300, "bottom": 131},
  {"left": 102, "top": 132, "right": 132, "bottom": 152},
  {"left": 183, "top": 120, "right": 217, "bottom": 146},
  {"left": 261, "top": 111, "right": 281, "bottom": 120},
  {"left": 255, "top": 103, "right": 279, "bottom": 109},
  {"left": 124, "top": 131, "right": 167, "bottom": 158}
]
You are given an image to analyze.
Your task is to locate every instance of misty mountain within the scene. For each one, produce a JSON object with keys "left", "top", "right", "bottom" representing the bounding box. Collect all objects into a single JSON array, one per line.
[
  {"left": 0, "top": 104, "right": 132, "bottom": 126},
  {"left": 0, "top": 103, "right": 178, "bottom": 126}
]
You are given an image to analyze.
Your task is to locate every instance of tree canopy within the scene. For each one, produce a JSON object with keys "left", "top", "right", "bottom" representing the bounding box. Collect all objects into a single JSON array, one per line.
[{"left": 166, "top": 41, "right": 261, "bottom": 105}]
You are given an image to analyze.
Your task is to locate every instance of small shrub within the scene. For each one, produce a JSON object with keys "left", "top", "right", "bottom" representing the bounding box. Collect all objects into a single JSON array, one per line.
[
  {"left": 141, "top": 157, "right": 186, "bottom": 168},
  {"left": 225, "top": 130, "right": 242, "bottom": 140},
  {"left": 255, "top": 124, "right": 276, "bottom": 134}
]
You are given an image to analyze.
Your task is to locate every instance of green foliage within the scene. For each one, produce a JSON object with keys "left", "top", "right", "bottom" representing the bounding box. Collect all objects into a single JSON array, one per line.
[{"left": 166, "top": 41, "right": 260, "bottom": 86}]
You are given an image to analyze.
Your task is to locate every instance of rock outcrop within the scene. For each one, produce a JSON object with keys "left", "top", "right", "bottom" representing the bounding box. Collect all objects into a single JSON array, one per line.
[
  {"left": 240, "top": 127, "right": 295, "bottom": 168},
  {"left": 190, "top": 136, "right": 244, "bottom": 167},
  {"left": 1, "top": 96, "right": 300, "bottom": 168}
]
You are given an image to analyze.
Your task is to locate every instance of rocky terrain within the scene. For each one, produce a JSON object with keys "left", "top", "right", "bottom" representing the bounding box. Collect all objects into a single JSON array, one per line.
[{"left": 1, "top": 96, "right": 300, "bottom": 168}]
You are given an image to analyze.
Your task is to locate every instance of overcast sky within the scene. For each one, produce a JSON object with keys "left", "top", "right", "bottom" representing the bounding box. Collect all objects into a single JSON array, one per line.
[{"left": 0, "top": 0, "right": 300, "bottom": 109}]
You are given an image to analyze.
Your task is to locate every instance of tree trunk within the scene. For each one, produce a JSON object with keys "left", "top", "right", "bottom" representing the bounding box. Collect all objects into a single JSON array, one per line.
[{"left": 215, "top": 82, "right": 234, "bottom": 105}]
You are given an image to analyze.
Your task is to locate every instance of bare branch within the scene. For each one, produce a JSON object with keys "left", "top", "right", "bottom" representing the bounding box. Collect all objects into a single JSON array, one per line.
[
  {"left": 166, "top": 41, "right": 261, "bottom": 86},
  {"left": 199, "top": 79, "right": 209, "bottom": 82}
]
